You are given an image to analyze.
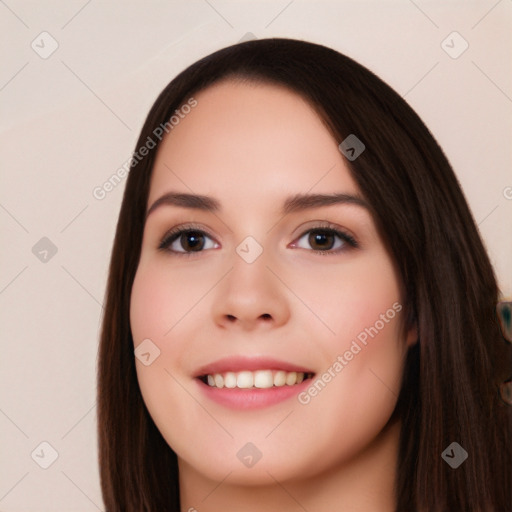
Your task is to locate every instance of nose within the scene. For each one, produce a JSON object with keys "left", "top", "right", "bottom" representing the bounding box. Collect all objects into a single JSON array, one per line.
[{"left": 211, "top": 248, "right": 291, "bottom": 332}]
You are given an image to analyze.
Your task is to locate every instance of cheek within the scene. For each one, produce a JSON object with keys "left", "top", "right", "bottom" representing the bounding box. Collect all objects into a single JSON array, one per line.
[
  {"left": 328, "top": 259, "right": 407, "bottom": 411},
  {"left": 130, "top": 265, "right": 179, "bottom": 408},
  {"left": 130, "top": 260, "right": 205, "bottom": 342},
  {"left": 292, "top": 315, "right": 406, "bottom": 470},
  {"left": 295, "top": 251, "right": 403, "bottom": 347},
  {"left": 129, "top": 262, "right": 212, "bottom": 441},
  {"left": 289, "top": 254, "right": 406, "bottom": 449}
]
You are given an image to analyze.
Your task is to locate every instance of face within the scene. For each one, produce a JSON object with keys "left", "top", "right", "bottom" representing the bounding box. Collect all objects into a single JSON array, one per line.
[{"left": 130, "top": 80, "right": 416, "bottom": 486}]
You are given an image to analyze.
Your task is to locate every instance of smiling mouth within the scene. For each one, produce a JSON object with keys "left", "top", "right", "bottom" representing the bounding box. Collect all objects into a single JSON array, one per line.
[{"left": 198, "top": 369, "right": 315, "bottom": 389}]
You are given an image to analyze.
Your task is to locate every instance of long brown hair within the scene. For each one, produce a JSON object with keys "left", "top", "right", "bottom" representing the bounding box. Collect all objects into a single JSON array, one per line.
[{"left": 97, "top": 38, "right": 511, "bottom": 511}]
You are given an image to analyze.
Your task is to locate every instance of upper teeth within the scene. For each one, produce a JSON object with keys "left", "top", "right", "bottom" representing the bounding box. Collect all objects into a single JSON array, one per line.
[{"left": 205, "top": 370, "right": 307, "bottom": 389}]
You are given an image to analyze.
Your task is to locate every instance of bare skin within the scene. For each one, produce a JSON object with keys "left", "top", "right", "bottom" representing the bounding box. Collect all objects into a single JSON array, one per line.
[{"left": 130, "top": 80, "right": 417, "bottom": 511}]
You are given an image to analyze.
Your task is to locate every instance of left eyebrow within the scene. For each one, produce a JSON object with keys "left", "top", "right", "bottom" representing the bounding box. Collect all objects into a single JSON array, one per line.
[
  {"left": 281, "top": 193, "right": 370, "bottom": 215},
  {"left": 145, "top": 191, "right": 370, "bottom": 219}
]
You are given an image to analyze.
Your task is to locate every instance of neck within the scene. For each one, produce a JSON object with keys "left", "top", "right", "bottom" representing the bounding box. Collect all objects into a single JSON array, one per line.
[{"left": 178, "top": 416, "right": 401, "bottom": 512}]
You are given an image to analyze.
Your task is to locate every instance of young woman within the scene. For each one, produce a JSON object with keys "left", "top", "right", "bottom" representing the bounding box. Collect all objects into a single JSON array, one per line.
[{"left": 97, "top": 38, "right": 511, "bottom": 511}]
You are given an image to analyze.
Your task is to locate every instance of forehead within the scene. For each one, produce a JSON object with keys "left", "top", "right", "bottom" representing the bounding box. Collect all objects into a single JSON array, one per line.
[{"left": 147, "top": 80, "right": 360, "bottom": 209}]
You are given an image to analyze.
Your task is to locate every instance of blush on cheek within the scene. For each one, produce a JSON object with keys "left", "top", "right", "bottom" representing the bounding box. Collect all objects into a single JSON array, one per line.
[
  {"left": 328, "top": 294, "right": 403, "bottom": 356},
  {"left": 328, "top": 309, "right": 406, "bottom": 400},
  {"left": 321, "top": 266, "right": 402, "bottom": 346},
  {"left": 130, "top": 268, "right": 184, "bottom": 342}
]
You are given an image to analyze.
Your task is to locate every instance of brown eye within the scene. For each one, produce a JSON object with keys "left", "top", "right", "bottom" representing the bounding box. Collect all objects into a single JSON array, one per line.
[
  {"left": 308, "top": 230, "right": 336, "bottom": 250},
  {"left": 179, "top": 231, "right": 205, "bottom": 252},
  {"left": 159, "top": 229, "right": 218, "bottom": 254},
  {"left": 293, "top": 227, "right": 357, "bottom": 254}
]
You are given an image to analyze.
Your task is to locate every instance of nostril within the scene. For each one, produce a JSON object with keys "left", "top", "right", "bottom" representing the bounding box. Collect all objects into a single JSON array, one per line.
[{"left": 261, "top": 314, "right": 271, "bottom": 320}]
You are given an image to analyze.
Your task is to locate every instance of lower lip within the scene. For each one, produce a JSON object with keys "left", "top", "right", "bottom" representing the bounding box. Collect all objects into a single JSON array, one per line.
[{"left": 196, "top": 378, "right": 313, "bottom": 410}]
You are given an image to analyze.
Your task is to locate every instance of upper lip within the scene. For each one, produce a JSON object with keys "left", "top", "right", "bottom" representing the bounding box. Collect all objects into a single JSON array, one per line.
[{"left": 194, "top": 356, "right": 315, "bottom": 377}]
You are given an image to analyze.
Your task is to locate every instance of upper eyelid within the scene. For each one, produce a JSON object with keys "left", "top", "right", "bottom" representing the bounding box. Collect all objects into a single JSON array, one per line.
[
  {"left": 161, "top": 223, "right": 351, "bottom": 239},
  {"left": 160, "top": 223, "right": 216, "bottom": 242},
  {"left": 161, "top": 219, "right": 355, "bottom": 237}
]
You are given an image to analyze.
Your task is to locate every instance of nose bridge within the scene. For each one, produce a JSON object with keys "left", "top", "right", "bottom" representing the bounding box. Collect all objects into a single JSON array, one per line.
[
  {"left": 229, "top": 238, "right": 274, "bottom": 302},
  {"left": 211, "top": 236, "right": 290, "bottom": 328}
]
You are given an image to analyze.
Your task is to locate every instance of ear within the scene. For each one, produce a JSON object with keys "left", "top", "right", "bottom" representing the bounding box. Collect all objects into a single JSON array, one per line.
[{"left": 405, "top": 323, "right": 418, "bottom": 348}]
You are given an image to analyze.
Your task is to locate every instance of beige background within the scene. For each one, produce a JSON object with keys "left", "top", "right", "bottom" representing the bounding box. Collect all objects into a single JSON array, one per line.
[{"left": 1, "top": 1, "right": 511, "bottom": 510}]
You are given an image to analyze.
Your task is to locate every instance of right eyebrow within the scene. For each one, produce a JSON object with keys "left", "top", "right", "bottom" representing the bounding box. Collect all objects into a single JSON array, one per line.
[{"left": 146, "top": 192, "right": 221, "bottom": 219}]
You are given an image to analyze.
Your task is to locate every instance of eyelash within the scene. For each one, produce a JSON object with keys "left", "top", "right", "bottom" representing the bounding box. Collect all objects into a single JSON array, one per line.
[{"left": 157, "top": 222, "right": 358, "bottom": 258}]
